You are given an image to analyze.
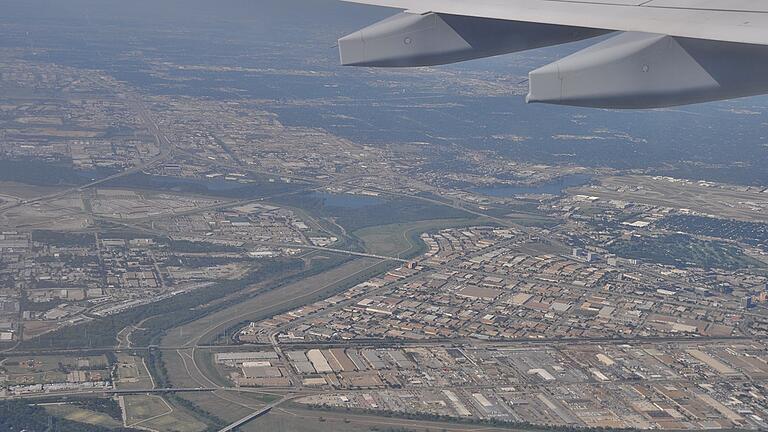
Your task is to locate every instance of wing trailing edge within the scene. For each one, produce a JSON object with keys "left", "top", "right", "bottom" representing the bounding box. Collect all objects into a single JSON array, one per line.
[{"left": 338, "top": 1, "right": 768, "bottom": 108}]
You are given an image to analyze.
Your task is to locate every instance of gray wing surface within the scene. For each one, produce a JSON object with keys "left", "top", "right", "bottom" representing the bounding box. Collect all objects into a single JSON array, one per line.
[
  {"left": 338, "top": 0, "right": 768, "bottom": 108},
  {"left": 341, "top": 0, "right": 768, "bottom": 45}
]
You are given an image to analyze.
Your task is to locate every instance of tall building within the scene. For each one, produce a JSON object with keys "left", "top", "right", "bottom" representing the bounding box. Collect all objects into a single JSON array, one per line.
[{"left": 758, "top": 291, "right": 768, "bottom": 303}]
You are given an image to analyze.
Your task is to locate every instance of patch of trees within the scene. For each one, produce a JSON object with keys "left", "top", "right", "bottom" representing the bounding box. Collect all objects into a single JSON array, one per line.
[
  {"left": 146, "top": 349, "right": 169, "bottom": 388},
  {"left": 608, "top": 233, "right": 763, "bottom": 271},
  {"left": 304, "top": 404, "right": 639, "bottom": 432},
  {"left": 105, "top": 351, "right": 118, "bottom": 366},
  {"left": 659, "top": 215, "right": 768, "bottom": 250},
  {"left": 103, "top": 125, "right": 135, "bottom": 138},
  {"left": 21, "top": 297, "right": 66, "bottom": 312},
  {"left": 70, "top": 398, "right": 124, "bottom": 421},
  {"left": 166, "top": 239, "right": 241, "bottom": 253},
  {"left": 33, "top": 254, "right": 98, "bottom": 271},
  {"left": 0, "top": 400, "right": 140, "bottom": 432},
  {"left": 32, "top": 230, "right": 96, "bottom": 247},
  {"left": 165, "top": 255, "right": 246, "bottom": 268},
  {"left": 167, "top": 394, "right": 226, "bottom": 432}
]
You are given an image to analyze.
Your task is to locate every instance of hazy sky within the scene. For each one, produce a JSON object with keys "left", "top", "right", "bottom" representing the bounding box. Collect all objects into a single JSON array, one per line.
[
  {"left": 3, "top": 0, "right": 388, "bottom": 28},
  {"left": 1, "top": 0, "right": 395, "bottom": 57}
]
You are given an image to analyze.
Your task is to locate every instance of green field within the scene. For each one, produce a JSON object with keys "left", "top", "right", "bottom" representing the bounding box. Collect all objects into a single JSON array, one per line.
[
  {"left": 43, "top": 404, "right": 122, "bottom": 429},
  {"left": 123, "top": 394, "right": 208, "bottom": 432},
  {"left": 158, "top": 349, "right": 209, "bottom": 389},
  {"left": 123, "top": 394, "right": 172, "bottom": 425},
  {"left": 115, "top": 354, "right": 154, "bottom": 390},
  {"left": 275, "top": 193, "right": 473, "bottom": 232},
  {"left": 192, "top": 349, "right": 233, "bottom": 388},
  {"left": 354, "top": 218, "right": 484, "bottom": 258},
  {"left": 176, "top": 390, "right": 268, "bottom": 425}
]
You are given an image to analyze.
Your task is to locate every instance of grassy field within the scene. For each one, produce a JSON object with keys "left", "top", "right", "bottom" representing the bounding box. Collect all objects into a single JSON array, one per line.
[
  {"left": 192, "top": 349, "right": 232, "bottom": 388},
  {"left": 123, "top": 394, "right": 208, "bottom": 432},
  {"left": 115, "top": 354, "right": 154, "bottom": 390},
  {"left": 274, "top": 193, "right": 473, "bottom": 232},
  {"left": 354, "top": 218, "right": 484, "bottom": 258},
  {"left": 21, "top": 320, "right": 59, "bottom": 339},
  {"left": 123, "top": 394, "right": 172, "bottom": 425},
  {"left": 160, "top": 348, "right": 210, "bottom": 389},
  {"left": 176, "top": 390, "right": 267, "bottom": 425},
  {"left": 43, "top": 404, "right": 122, "bottom": 429}
]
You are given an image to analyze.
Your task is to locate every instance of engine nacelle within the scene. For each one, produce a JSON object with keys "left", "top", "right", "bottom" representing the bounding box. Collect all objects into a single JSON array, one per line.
[
  {"left": 339, "top": 12, "right": 607, "bottom": 67},
  {"left": 527, "top": 32, "right": 768, "bottom": 108}
]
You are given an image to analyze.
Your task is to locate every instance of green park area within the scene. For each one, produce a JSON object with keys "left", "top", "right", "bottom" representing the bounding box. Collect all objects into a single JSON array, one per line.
[
  {"left": 353, "top": 218, "right": 485, "bottom": 258},
  {"left": 609, "top": 233, "right": 765, "bottom": 270}
]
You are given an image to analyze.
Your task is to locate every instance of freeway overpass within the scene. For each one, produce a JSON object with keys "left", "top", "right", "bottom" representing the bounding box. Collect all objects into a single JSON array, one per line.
[{"left": 218, "top": 394, "right": 297, "bottom": 432}]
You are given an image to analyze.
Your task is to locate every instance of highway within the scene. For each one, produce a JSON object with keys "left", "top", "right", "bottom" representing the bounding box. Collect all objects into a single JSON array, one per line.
[
  {"left": 1, "top": 87, "right": 763, "bottom": 431},
  {"left": 2, "top": 334, "right": 759, "bottom": 357},
  {"left": 3, "top": 386, "right": 301, "bottom": 401},
  {"left": 1, "top": 387, "right": 217, "bottom": 401},
  {"left": 0, "top": 94, "right": 174, "bottom": 215}
]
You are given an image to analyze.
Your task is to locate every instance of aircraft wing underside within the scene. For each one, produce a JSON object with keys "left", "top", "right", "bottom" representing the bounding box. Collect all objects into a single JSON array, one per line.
[{"left": 338, "top": 0, "right": 768, "bottom": 108}]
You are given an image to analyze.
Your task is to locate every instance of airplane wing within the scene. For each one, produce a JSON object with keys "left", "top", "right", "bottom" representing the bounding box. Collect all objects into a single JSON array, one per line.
[
  {"left": 337, "top": 0, "right": 768, "bottom": 108},
  {"left": 341, "top": 0, "right": 768, "bottom": 46}
]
